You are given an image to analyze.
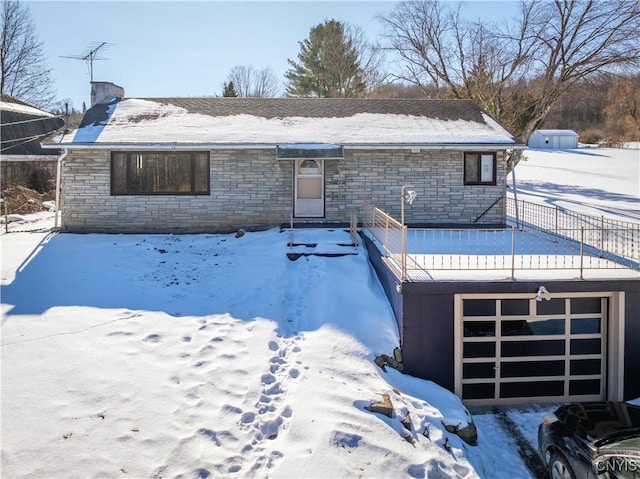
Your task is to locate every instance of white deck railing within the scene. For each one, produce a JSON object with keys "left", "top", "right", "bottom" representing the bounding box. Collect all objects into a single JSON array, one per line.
[
  {"left": 363, "top": 201, "right": 639, "bottom": 281},
  {"left": 507, "top": 197, "right": 639, "bottom": 264}
]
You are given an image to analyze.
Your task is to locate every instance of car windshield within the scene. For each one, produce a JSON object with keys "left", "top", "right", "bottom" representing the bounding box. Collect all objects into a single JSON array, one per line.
[{"left": 595, "top": 430, "right": 640, "bottom": 449}]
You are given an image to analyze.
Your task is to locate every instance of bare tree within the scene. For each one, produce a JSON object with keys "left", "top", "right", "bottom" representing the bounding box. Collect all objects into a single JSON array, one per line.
[
  {"left": 380, "top": 0, "right": 640, "bottom": 139},
  {"left": 347, "top": 22, "right": 387, "bottom": 96},
  {"left": 605, "top": 76, "right": 640, "bottom": 140},
  {"left": 368, "top": 82, "right": 431, "bottom": 99},
  {"left": 225, "top": 65, "right": 281, "bottom": 98},
  {"left": 50, "top": 98, "right": 80, "bottom": 116},
  {"left": 1, "top": 0, "right": 54, "bottom": 108}
]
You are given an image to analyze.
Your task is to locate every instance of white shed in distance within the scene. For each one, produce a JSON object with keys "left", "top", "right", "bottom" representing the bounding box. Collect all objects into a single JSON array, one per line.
[{"left": 528, "top": 129, "right": 579, "bottom": 149}]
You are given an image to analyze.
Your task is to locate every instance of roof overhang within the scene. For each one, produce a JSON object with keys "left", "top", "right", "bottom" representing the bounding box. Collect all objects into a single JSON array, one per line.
[
  {"left": 276, "top": 144, "right": 344, "bottom": 160},
  {"left": 42, "top": 142, "right": 526, "bottom": 151}
]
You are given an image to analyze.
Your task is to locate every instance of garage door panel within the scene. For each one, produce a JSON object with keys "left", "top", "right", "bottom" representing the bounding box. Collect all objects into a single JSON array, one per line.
[
  {"left": 500, "top": 299, "right": 530, "bottom": 316},
  {"left": 536, "top": 298, "right": 566, "bottom": 314},
  {"left": 501, "top": 340, "right": 565, "bottom": 357},
  {"left": 501, "top": 360, "right": 565, "bottom": 377},
  {"left": 571, "top": 338, "right": 601, "bottom": 355},
  {"left": 459, "top": 294, "right": 607, "bottom": 404},
  {"left": 463, "top": 362, "right": 496, "bottom": 378},
  {"left": 463, "top": 321, "right": 495, "bottom": 337},
  {"left": 570, "top": 359, "right": 602, "bottom": 375},
  {"left": 569, "top": 379, "right": 601, "bottom": 395},
  {"left": 463, "top": 299, "right": 496, "bottom": 316},
  {"left": 571, "top": 317, "right": 601, "bottom": 334},
  {"left": 571, "top": 297, "right": 602, "bottom": 313},
  {"left": 501, "top": 381, "right": 565, "bottom": 398},
  {"left": 501, "top": 318, "right": 565, "bottom": 336},
  {"left": 463, "top": 342, "right": 496, "bottom": 358},
  {"left": 463, "top": 383, "right": 495, "bottom": 400}
]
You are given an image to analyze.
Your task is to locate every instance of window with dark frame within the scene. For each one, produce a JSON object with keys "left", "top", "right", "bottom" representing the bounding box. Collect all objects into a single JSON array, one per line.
[
  {"left": 464, "top": 152, "right": 497, "bottom": 185},
  {"left": 111, "top": 151, "right": 210, "bottom": 195}
]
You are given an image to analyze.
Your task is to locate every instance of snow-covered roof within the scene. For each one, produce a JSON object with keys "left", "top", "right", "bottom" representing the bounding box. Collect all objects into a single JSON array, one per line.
[
  {"left": 0, "top": 94, "right": 56, "bottom": 117},
  {"left": 47, "top": 97, "right": 523, "bottom": 149},
  {"left": 531, "top": 129, "right": 578, "bottom": 136}
]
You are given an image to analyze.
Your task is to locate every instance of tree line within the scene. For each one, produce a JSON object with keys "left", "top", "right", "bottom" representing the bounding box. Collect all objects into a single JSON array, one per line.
[{"left": 2, "top": 0, "right": 639, "bottom": 142}]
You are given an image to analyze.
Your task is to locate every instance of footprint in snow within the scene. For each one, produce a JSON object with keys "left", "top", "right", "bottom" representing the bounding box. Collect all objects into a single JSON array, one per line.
[
  {"left": 197, "top": 428, "right": 221, "bottom": 446},
  {"left": 143, "top": 333, "right": 161, "bottom": 343},
  {"left": 240, "top": 412, "right": 256, "bottom": 425}
]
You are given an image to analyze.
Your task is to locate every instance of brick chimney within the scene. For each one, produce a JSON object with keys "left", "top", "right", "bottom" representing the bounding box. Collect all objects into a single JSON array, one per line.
[{"left": 91, "top": 81, "right": 125, "bottom": 106}]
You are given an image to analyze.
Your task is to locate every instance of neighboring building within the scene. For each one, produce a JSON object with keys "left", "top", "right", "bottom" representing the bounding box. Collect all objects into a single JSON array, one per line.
[
  {"left": 528, "top": 129, "right": 579, "bottom": 149},
  {"left": 0, "top": 95, "right": 64, "bottom": 190},
  {"left": 43, "top": 82, "right": 524, "bottom": 233}
]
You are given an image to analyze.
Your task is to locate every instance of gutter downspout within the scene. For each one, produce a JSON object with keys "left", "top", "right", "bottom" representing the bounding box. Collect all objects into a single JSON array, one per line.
[
  {"left": 54, "top": 147, "right": 68, "bottom": 229},
  {"left": 509, "top": 151, "right": 520, "bottom": 228}
]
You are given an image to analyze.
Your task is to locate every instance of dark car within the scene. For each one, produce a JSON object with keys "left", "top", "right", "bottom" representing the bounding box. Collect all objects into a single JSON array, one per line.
[{"left": 538, "top": 401, "right": 640, "bottom": 479}]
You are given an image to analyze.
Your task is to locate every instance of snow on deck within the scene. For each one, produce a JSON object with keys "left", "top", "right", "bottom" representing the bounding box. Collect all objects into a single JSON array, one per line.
[{"left": 368, "top": 228, "right": 640, "bottom": 282}]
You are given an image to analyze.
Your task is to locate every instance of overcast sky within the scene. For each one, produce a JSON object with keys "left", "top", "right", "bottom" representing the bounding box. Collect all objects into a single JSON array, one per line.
[{"left": 27, "top": 1, "right": 520, "bottom": 109}]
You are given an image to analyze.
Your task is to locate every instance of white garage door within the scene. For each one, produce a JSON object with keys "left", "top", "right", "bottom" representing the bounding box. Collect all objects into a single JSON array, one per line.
[
  {"left": 559, "top": 135, "right": 577, "bottom": 149},
  {"left": 455, "top": 294, "right": 608, "bottom": 405}
]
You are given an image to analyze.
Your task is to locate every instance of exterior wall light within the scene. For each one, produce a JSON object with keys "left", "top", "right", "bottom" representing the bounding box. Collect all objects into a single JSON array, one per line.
[{"left": 535, "top": 286, "right": 551, "bottom": 301}]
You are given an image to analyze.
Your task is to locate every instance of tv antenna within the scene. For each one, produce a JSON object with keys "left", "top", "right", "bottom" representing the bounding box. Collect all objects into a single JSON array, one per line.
[{"left": 62, "top": 42, "right": 114, "bottom": 82}]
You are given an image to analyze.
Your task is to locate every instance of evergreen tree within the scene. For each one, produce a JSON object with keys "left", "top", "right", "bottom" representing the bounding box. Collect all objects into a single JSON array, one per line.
[
  {"left": 222, "top": 81, "right": 237, "bottom": 97},
  {"left": 285, "top": 19, "right": 368, "bottom": 98}
]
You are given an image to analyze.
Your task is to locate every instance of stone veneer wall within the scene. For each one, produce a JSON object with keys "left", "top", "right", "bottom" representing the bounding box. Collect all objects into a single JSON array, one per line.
[
  {"left": 60, "top": 148, "right": 506, "bottom": 232},
  {"left": 328, "top": 149, "right": 506, "bottom": 225},
  {"left": 60, "top": 149, "right": 293, "bottom": 232}
]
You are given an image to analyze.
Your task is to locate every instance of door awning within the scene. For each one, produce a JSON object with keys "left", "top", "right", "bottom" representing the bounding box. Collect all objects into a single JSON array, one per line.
[{"left": 276, "top": 144, "right": 344, "bottom": 160}]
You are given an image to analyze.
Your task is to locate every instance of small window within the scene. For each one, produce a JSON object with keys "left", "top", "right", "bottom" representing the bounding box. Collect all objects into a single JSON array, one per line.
[
  {"left": 464, "top": 152, "right": 496, "bottom": 185},
  {"left": 298, "top": 159, "right": 321, "bottom": 174},
  {"left": 111, "top": 151, "right": 210, "bottom": 195}
]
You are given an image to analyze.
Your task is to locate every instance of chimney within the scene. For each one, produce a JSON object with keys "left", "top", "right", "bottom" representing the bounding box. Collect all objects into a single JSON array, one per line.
[{"left": 91, "top": 81, "right": 125, "bottom": 106}]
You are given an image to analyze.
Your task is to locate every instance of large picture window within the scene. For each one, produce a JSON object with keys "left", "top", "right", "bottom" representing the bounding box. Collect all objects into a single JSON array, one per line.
[
  {"left": 464, "top": 152, "right": 496, "bottom": 185},
  {"left": 111, "top": 151, "right": 210, "bottom": 195}
]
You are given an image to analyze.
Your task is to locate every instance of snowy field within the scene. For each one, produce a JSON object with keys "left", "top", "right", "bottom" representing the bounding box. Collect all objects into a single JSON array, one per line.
[{"left": 510, "top": 148, "right": 639, "bottom": 222}]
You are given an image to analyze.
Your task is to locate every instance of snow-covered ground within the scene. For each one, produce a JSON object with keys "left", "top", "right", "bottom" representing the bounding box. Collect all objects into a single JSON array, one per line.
[
  {"left": 510, "top": 148, "right": 639, "bottom": 222},
  {"left": 1, "top": 227, "right": 532, "bottom": 478},
  {"left": 1, "top": 147, "right": 637, "bottom": 478}
]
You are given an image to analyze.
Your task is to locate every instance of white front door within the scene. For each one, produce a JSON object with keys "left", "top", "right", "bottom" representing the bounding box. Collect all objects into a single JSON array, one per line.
[{"left": 295, "top": 159, "right": 324, "bottom": 217}]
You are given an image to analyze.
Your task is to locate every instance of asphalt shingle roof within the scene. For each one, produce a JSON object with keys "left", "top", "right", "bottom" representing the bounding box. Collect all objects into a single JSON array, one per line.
[
  {"left": 138, "top": 97, "right": 487, "bottom": 122},
  {"left": 1, "top": 95, "right": 64, "bottom": 155}
]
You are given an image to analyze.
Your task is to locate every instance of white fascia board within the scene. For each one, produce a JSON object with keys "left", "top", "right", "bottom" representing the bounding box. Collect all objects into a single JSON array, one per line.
[{"left": 42, "top": 142, "right": 525, "bottom": 151}]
